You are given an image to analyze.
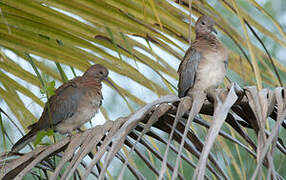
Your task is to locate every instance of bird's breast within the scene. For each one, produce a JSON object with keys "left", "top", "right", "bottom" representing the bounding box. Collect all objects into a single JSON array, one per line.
[
  {"left": 82, "top": 88, "right": 102, "bottom": 110},
  {"left": 55, "top": 88, "right": 102, "bottom": 134},
  {"left": 194, "top": 51, "right": 227, "bottom": 90}
]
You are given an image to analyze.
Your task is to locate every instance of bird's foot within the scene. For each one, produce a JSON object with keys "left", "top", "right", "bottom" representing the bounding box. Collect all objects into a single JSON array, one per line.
[
  {"left": 205, "top": 88, "right": 229, "bottom": 104},
  {"left": 67, "top": 132, "right": 74, "bottom": 138},
  {"left": 205, "top": 88, "right": 216, "bottom": 103}
]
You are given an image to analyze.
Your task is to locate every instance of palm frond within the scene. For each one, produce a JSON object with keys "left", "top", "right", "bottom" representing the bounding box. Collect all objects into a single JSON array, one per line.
[{"left": 1, "top": 85, "right": 285, "bottom": 179}]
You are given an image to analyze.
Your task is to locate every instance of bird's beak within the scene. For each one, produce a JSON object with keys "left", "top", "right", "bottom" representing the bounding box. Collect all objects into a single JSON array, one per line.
[{"left": 209, "top": 26, "right": 217, "bottom": 34}]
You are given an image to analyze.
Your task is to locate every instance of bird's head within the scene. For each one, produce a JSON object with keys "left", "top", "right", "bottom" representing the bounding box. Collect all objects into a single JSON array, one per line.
[
  {"left": 83, "top": 64, "right": 121, "bottom": 92},
  {"left": 83, "top": 64, "right": 128, "bottom": 103},
  {"left": 84, "top": 64, "right": 109, "bottom": 81},
  {"left": 195, "top": 15, "right": 217, "bottom": 36}
]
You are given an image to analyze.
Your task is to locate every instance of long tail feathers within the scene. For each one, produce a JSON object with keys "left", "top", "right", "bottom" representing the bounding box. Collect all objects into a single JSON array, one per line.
[{"left": 11, "top": 131, "right": 36, "bottom": 152}]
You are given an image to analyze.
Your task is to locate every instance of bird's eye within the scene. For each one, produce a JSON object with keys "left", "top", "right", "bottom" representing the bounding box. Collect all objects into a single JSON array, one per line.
[
  {"left": 201, "top": 21, "right": 205, "bottom": 25},
  {"left": 99, "top": 71, "right": 103, "bottom": 75}
]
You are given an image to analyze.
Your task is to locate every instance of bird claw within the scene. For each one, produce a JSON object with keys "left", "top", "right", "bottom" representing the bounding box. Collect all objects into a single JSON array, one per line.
[{"left": 67, "top": 132, "right": 73, "bottom": 137}]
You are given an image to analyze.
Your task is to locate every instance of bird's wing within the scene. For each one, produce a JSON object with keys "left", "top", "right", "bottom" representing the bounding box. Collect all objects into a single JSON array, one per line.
[
  {"left": 13, "top": 80, "right": 82, "bottom": 152},
  {"left": 34, "top": 80, "right": 82, "bottom": 130},
  {"left": 178, "top": 48, "right": 201, "bottom": 98}
]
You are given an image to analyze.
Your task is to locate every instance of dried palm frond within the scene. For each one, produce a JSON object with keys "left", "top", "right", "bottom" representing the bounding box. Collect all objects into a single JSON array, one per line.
[{"left": 1, "top": 84, "right": 285, "bottom": 179}]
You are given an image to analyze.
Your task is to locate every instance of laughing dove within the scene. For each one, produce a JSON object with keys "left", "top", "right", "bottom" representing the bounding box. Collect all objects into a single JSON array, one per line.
[
  {"left": 178, "top": 15, "right": 228, "bottom": 98},
  {"left": 12, "top": 64, "right": 112, "bottom": 152}
]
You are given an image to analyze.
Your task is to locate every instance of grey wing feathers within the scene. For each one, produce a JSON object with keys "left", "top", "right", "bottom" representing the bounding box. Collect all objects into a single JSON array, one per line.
[
  {"left": 12, "top": 81, "right": 82, "bottom": 152},
  {"left": 178, "top": 50, "right": 200, "bottom": 98},
  {"left": 37, "top": 84, "right": 81, "bottom": 130}
]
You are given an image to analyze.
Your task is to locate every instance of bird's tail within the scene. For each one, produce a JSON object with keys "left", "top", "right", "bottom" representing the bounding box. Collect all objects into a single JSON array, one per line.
[
  {"left": 11, "top": 131, "right": 37, "bottom": 152},
  {"left": 178, "top": 91, "right": 183, "bottom": 98},
  {"left": 178, "top": 90, "right": 186, "bottom": 98}
]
